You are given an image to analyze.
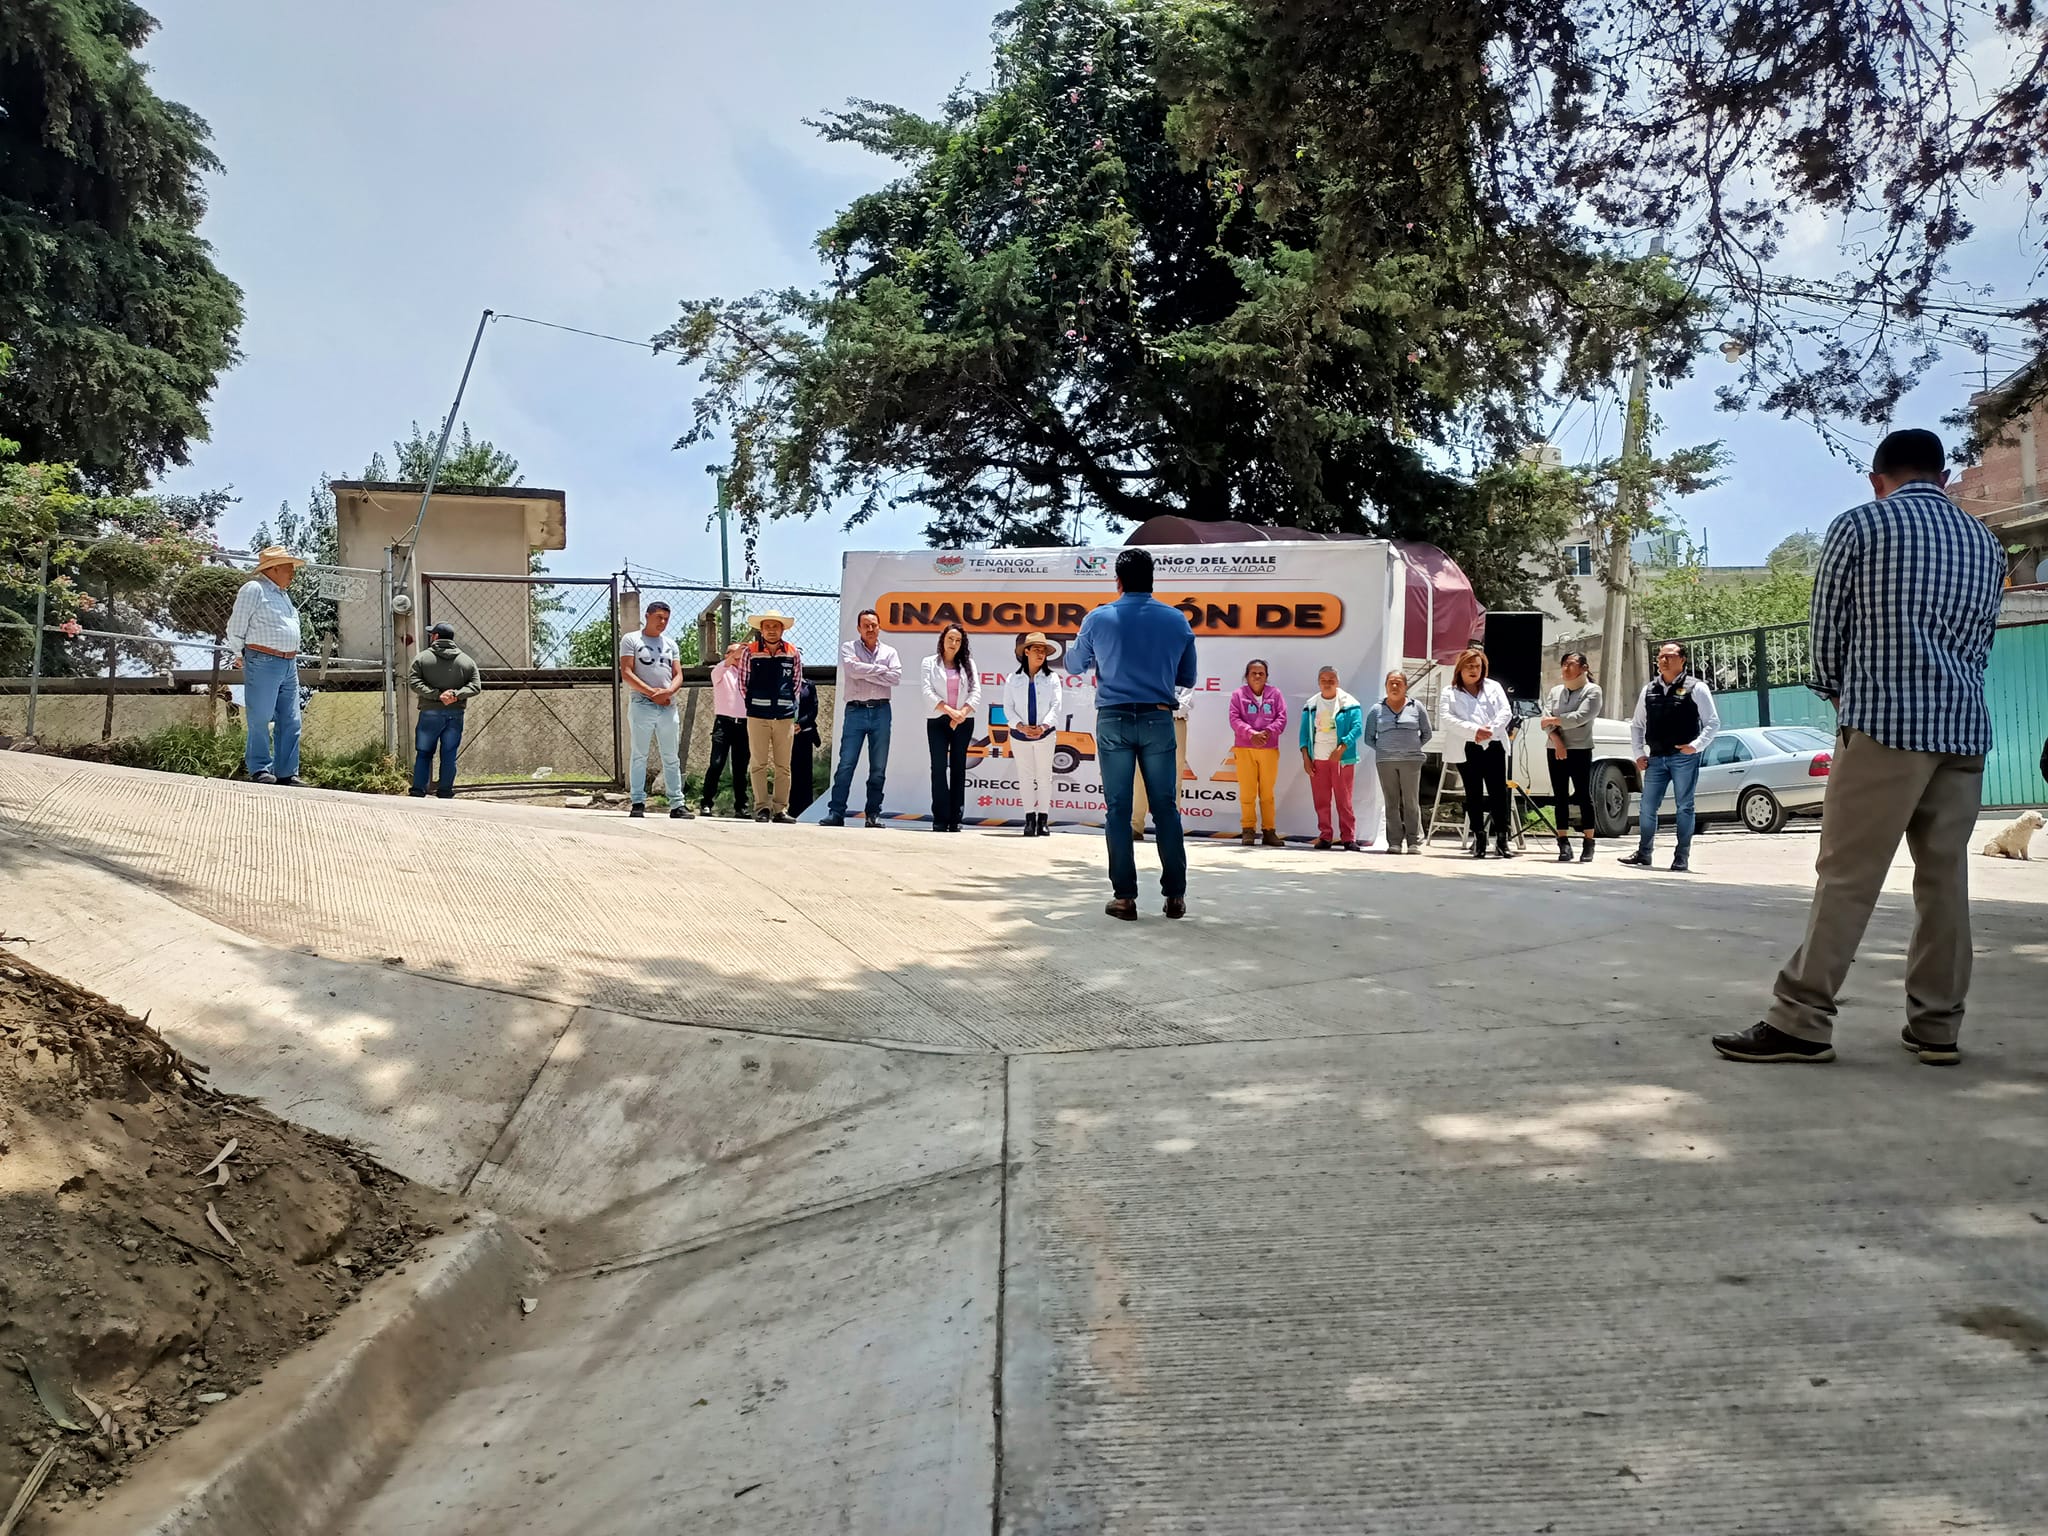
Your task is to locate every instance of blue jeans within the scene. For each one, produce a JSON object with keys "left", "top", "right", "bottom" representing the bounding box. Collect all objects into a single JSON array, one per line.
[
  {"left": 242, "top": 649, "right": 302, "bottom": 779},
  {"left": 1098, "top": 706, "right": 1187, "bottom": 900},
  {"left": 828, "top": 700, "right": 892, "bottom": 819},
  {"left": 1637, "top": 752, "right": 1700, "bottom": 859},
  {"left": 412, "top": 709, "right": 465, "bottom": 797},
  {"left": 628, "top": 695, "right": 682, "bottom": 806}
]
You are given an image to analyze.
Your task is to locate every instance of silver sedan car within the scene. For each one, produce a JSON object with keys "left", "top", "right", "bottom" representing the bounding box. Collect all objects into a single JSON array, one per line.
[{"left": 1643, "top": 725, "right": 1835, "bottom": 833}]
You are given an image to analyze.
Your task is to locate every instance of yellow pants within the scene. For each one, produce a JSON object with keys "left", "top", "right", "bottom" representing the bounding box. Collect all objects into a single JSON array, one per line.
[{"left": 1234, "top": 746, "right": 1280, "bottom": 831}]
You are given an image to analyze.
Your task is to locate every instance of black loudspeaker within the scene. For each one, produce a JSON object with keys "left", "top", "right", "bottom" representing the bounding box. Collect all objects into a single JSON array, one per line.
[{"left": 1482, "top": 611, "right": 1545, "bottom": 703}]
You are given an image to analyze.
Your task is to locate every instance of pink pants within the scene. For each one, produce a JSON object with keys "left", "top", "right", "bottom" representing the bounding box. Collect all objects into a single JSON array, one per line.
[{"left": 1310, "top": 758, "right": 1355, "bottom": 842}]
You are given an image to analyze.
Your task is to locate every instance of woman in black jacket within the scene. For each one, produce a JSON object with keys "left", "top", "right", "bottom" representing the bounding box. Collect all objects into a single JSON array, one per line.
[{"left": 790, "top": 676, "right": 821, "bottom": 815}]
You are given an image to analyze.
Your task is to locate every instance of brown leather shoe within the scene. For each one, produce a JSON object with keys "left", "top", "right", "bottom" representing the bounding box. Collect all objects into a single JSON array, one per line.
[
  {"left": 1262, "top": 830, "right": 1284, "bottom": 848},
  {"left": 1240, "top": 829, "right": 1256, "bottom": 847},
  {"left": 1105, "top": 898, "right": 1139, "bottom": 922},
  {"left": 1163, "top": 897, "right": 1187, "bottom": 920}
]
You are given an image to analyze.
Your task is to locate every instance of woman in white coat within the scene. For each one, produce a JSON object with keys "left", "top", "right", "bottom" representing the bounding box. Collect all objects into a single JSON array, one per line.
[
  {"left": 1439, "top": 646, "right": 1517, "bottom": 859},
  {"left": 1003, "top": 632, "right": 1064, "bottom": 837},
  {"left": 921, "top": 623, "right": 981, "bottom": 832}
]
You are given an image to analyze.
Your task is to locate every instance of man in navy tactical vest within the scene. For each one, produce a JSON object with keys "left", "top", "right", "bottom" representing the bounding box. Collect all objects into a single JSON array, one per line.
[
  {"left": 1619, "top": 641, "right": 1721, "bottom": 873},
  {"left": 744, "top": 611, "right": 803, "bottom": 823}
]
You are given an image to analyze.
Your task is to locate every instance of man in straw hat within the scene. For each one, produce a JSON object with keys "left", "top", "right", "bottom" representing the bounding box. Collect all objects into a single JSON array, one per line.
[
  {"left": 226, "top": 546, "right": 308, "bottom": 785},
  {"left": 744, "top": 610, "right": 804, "bottom": 822}
]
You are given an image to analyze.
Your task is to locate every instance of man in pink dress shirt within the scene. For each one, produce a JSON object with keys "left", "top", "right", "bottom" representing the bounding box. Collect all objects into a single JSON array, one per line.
[{"left": 698, "top": 640, "right": 751, "bottom": 817}]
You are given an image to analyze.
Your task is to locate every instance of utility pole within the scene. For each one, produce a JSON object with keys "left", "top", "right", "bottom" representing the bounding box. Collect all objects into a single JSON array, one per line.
[
  {"left": 708, "top": 465, "right": 733, "bottom": 648},
  {"left": 1597, "top": 235, "right": 1665, "bottom": 696},
  {"left": 708, "top": 466, "right": 732, "bottom": 587}
]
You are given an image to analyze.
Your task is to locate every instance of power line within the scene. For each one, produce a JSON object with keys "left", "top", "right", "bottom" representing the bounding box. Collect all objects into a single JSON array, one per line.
[{"left": 492, "top": 312, "right": 664, "bottom": 354}]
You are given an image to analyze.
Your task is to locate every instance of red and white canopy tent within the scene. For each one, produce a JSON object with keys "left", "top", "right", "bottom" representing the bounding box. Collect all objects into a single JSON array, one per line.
[{"left": 1122, "top": 517, "right": 1485, "bottom": 664}]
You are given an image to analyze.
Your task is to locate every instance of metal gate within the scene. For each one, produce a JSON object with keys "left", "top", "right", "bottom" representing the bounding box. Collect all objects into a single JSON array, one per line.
[{"left": 418, "top": 572, "right": 622, "bottom": 791}]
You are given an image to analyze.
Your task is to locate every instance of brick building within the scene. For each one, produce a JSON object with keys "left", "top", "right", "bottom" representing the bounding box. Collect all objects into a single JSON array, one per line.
[{"left": 1951, "top": 364, "right": 2046, "bottom": 584}]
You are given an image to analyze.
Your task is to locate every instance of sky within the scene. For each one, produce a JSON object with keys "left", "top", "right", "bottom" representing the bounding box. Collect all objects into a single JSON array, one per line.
[{"left": 140, "top": 0, "right": 2042, "bottom": 588}]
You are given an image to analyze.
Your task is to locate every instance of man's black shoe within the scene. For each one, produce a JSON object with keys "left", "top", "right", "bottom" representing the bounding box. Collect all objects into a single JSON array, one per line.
[
  {"left": 1670, "top": 856, "right": 1690, "bottom": 873},
  {"left": 772, "top": 812, "right": 794, "bottom": 824},
  {"left": 252, "top": 771, "right": 278, "bottom": 785},
  {"left": 1314, "top": 837, "right": 1332, "bottom": 851},
  {"left": 697, "top": 803, "right": 713, "bottom": 817},
  {"left": 1495, "top": 841, "right": 1517, "bottom": 859},
  {"left": 1338, "top": 841, "right": 1359, "bottom": 852},
  {"left": 1470, "top": 841, "right": 1487, "bottom": 859},
  {"left": 1164, "top": 897, "right": 1187, "bottom": 919},
  {"left": 277, "top": 776, "right": 300, "bottom": 787},
  {"left": 1712, "top": 1022, "right": 1836, "bottom": 1063},
  {"left": 1617, "top": 850, "right": 1652, "bottom": 867},
  {"left": 1900, "top": 1026, "right": 1962, "bottom": 1066},
  {"left": 865, "top": 814, "right": 882, "bottom": 829},
  {"left": 629, "top": 804, "right": 646, "bottom": 819},
  {"left": 1105, "top": 898, "right": 1138, "bottom": 922},
  {"left": 755, "top": 809, "right": 772, "bottom": 823},
  {"left": 671, "top": 806, "right": 692, "bottom": 820},
  {"left": 821, "top": 815, "right": 846, "bottom": 827},
  {"left": 408, "top": 790, "right": 427, "bottom": 799}
]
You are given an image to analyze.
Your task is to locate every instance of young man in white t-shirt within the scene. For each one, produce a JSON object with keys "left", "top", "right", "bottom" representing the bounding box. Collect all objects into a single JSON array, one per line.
[{"left": 618, "top": 602, "right": 692, "bottom": 820}]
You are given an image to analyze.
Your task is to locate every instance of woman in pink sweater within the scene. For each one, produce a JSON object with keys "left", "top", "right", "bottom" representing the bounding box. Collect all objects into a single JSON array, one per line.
[{"left": 1227, "top": 659, "right": 1289, "bottom": 847}]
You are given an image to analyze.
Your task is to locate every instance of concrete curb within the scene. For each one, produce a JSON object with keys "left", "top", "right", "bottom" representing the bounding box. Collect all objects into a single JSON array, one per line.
[{"left": 50, "top": 1212, "right": 539, "bottom": 1536}]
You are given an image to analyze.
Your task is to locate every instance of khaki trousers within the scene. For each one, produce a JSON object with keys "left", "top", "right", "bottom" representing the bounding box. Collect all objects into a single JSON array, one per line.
[
  {"left": 1131, "top": 715, "right": 1189, "bottom": 833},
  {"left": 1766, "top": 729, "right": 1983, "bottom": 1046},
  {"left": 746, "top": 717, "right": 797, "bottom": 815}
]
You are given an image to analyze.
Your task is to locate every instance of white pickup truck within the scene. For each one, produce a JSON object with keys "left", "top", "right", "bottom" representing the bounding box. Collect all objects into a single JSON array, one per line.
[{"left": 1506, "top": 704, "right": 1640, "bottom": 839}]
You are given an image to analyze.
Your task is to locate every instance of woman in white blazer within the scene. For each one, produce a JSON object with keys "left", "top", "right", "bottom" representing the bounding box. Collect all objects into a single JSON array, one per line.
[
  {"left": 1002, "top": 632, "right": 1064, "bottom": 838},
  {"left": 1439, "top": 646, "right": 1517, "bottom": 859},
  {"left": 921, "top": 623, "right": 981, "bottom": 832}
]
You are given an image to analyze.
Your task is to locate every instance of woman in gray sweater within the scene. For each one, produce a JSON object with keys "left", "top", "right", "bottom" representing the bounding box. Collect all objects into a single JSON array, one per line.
[
  {"left": 1541, "top": 651, "right": 1604, "bottom": 863},
  {"left": 1362, "top": 669, "right": 1433, "bottom": 853}
]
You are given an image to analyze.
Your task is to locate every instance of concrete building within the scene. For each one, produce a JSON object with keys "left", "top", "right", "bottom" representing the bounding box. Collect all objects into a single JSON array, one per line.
[
  {"left": 330, "top": 481, "right": 568, "bottom": 667},
  {"left": 1952, "top": 365, "right": 2046, "bottom": 583}
]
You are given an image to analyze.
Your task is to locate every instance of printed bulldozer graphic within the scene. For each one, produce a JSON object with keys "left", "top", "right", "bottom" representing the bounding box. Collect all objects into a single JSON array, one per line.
[{"left": 970, "top": 707, "right": 1098, "bottom": 776}]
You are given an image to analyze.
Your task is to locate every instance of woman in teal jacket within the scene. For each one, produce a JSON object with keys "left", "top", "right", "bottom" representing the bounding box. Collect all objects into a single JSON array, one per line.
[{"left": 1297, "top": 666, "right": 1365, "bottom": 850}]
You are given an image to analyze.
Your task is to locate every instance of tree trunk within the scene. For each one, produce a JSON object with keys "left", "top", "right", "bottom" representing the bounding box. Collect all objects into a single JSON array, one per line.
[{"left": 101, "top": 588, "right": 118, "bottom": 743}]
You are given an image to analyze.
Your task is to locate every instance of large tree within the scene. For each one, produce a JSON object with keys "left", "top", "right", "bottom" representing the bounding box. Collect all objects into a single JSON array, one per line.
[
  {"left": 0, "top": 0, "right": 244, "bottom": 491},
  {"left": 660, "top": 0, "right": 1689, "bottom": 604},
  {"left": 1150, "top": 0, "right": 2048, "bottom": 445}
]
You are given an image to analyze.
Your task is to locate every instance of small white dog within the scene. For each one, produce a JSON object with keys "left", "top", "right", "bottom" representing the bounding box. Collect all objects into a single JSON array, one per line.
[{"left": 1981, "top": 809, "right": 2046, "bottom": 859}]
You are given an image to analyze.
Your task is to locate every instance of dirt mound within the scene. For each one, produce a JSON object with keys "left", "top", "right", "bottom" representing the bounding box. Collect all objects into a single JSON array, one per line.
[{"left": 0, "top": 948, "right": 453, "bottom": 1524}]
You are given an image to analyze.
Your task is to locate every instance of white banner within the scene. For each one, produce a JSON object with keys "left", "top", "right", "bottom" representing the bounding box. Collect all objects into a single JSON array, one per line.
[{"left": 813, "top": 541, "right": 1407, "bottom": 843}]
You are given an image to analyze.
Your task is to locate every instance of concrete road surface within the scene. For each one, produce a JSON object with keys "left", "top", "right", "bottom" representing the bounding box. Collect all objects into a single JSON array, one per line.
[{"left": 3, "top": 754, "right": 2044, "bottom": 1534}]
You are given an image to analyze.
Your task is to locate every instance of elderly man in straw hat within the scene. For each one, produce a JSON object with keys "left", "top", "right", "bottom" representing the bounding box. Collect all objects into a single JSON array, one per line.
[
  {"left": 226, "top": 546, "right": 309, "bottom": 785},
  {"left": 743, "top": 609, "right": 804, "bottom": 823}
]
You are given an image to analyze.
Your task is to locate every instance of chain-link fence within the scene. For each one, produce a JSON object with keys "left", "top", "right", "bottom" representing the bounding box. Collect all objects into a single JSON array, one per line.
[
  {"left": 417, "top": 573, "right": 622, "bottom": 789},
  {"left": 1, "top": 534, "right": 387, "bottom": 743},
  {"left": 629, "top": 579, "right": 841, "bottom": 664}
]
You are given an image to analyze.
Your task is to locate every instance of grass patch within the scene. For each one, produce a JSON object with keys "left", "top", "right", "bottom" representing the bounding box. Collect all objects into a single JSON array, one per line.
[{"left": 45, "top": 725, "right": 409, "bottom": 795}]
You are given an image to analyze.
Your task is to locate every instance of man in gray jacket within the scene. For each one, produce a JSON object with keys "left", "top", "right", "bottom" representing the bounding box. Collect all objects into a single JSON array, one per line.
[{"left": 408, "top": 623, "right": 482, "bottom": 798}]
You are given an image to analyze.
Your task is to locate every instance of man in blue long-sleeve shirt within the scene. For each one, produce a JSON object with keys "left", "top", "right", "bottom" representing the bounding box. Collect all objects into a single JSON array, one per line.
[{"left": 1066, "top": 548, "right": 1199, "bottom": 921}]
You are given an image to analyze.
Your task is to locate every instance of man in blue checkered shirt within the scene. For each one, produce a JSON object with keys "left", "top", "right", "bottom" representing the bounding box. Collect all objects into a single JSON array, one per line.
[{"left": 1715, "top": 429, "right": 2007, "bottom": 1068}]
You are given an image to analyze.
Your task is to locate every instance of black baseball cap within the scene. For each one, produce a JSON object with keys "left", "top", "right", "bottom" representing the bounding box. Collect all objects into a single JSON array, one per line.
[{"left": 429, "top": 623, "right": 455, "bottom": 640}]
